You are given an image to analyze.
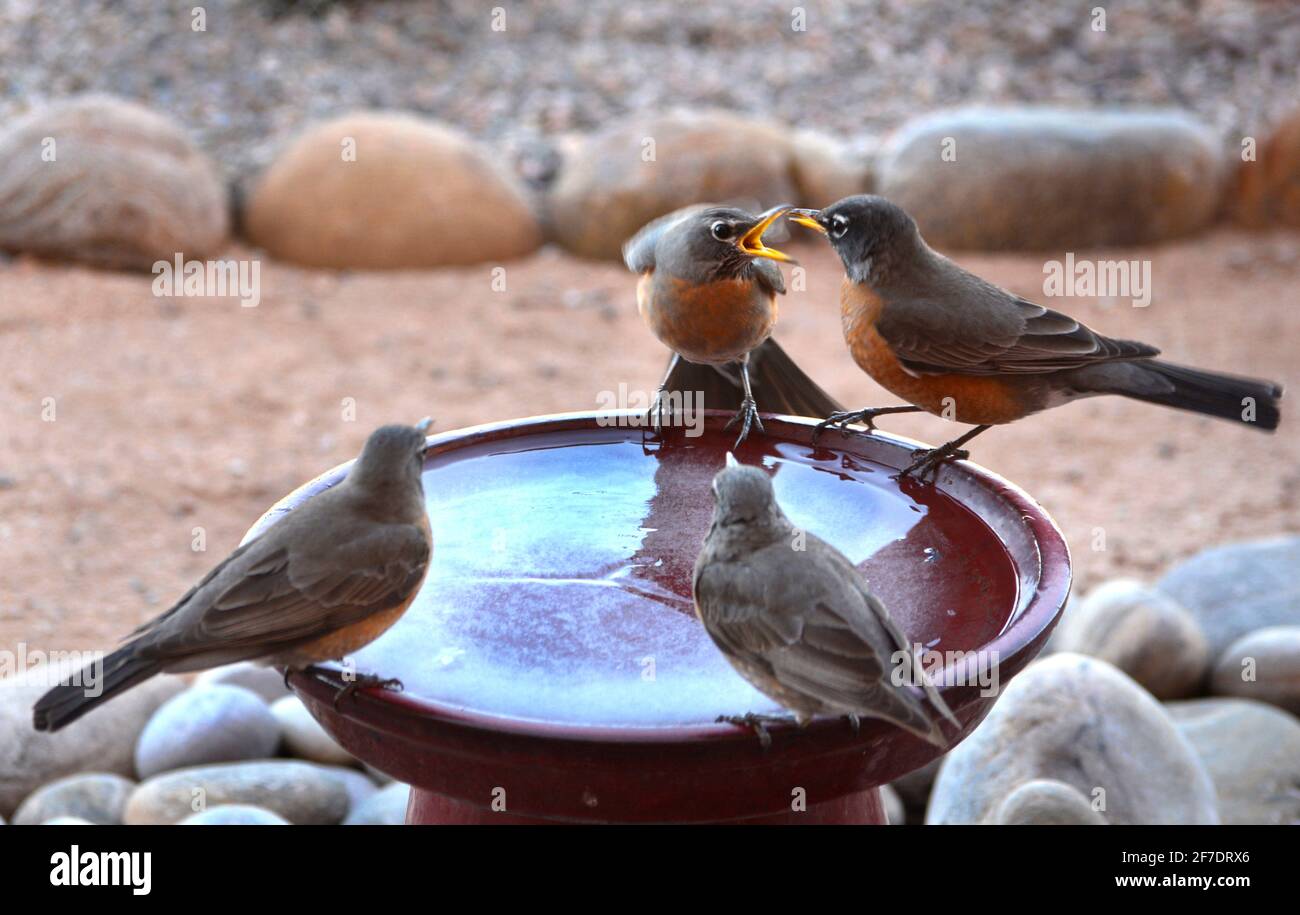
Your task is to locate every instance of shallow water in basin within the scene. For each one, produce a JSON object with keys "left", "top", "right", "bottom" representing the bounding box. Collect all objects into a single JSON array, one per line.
[{"left": 341, "top": 427, "right": 1019, "bottom": 728}]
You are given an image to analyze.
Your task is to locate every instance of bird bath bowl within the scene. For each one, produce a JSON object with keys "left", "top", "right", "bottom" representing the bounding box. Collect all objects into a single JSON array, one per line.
[{"left": 246, "top": 410, "right": 1070, "bottom": 824}]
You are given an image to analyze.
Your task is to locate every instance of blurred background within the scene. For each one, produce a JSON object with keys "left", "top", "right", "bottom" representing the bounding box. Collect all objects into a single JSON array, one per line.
[{"left": 0, "top": 1, "right": 1297, "bottom": 825}]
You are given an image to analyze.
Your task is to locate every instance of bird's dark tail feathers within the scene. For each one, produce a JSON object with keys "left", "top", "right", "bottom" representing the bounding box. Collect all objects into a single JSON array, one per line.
[
  {"left": 32, "top": 646, "right": 162, "bottom": 732},
  {"left": 1124, "top": 360, "right": 1282, "bottom": 432},
  {"left": 663, "top": 338, "right": 842, "bottom": 418}
]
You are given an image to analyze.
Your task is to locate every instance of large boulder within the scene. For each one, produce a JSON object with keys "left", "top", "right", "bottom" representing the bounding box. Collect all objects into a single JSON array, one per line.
[
  {"left": 547, "top": 109, "right": 871, "bottom": 260},
  {"left": 1157, "top": 536, "right": 1300, "bottom": 659},
  {"left": 0, "top": 660, "right": 185, "bottom": 818},
  {"left": 1233, "top": 108, "right": 1300, "bottom": 227},
  {"left": 877, "top": 107, "right": 1223, "bottom": 250},
  {"left": 0, "top": 95, "right": 228, "bottom": 269},
  {"left": 1168, "top": 698, "right": 1300, "bottom": 825},
  {"left": 927, "top": 653, "right": 1217, "bottom": 824},
  {"left": 245, "top": 112, "right": 541, "bottom": 268},
  {"left": 1053, "top": 579, "right": 1209, "bottom": 699}
]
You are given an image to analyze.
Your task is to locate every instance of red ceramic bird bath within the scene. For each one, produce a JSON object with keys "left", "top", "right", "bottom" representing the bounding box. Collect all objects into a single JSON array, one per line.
[{"left": 246, "top": 411, "right": 1070, "bottom": 824}]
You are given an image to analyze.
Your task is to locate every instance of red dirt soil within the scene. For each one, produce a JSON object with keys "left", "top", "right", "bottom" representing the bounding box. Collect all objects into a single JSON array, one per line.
[{"left": 1, "top": 229, "right": 1296, "bottom": 655}]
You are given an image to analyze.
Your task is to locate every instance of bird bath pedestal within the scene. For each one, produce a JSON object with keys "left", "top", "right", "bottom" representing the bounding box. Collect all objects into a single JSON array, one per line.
[{"left": 247, "top": 411, "right": 1070, "bottom": 824}]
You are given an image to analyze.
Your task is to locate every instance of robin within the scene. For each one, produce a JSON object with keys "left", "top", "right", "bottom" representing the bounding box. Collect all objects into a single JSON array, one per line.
[
  {"left": 789, "top": 196, "right": 1284, "bottom": 478},
  {"left": 693, "top": 455, "right": 958, "bottom": 748},
  {"left": 624, "top": 204, "right": 841, "bottom": 446},
  {"left": 32, "top": 419, "right": 434, "bottom": 732}
]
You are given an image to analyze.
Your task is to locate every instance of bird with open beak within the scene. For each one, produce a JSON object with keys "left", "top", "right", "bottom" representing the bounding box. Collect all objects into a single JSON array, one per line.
[{"left": 624, "top": 203, "right": 814, "bottom": 448}]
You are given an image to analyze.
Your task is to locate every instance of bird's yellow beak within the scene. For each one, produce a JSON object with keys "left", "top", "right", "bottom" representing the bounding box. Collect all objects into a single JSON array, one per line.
[
  {"left": 788, "top": 208, "right": 827, "bottom": 235},
  {"left": 737, "top": 205, "right": 795, "bottom": 262}
]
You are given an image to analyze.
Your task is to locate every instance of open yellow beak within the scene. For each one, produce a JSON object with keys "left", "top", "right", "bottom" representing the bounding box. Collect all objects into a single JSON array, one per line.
[
  {"left": 737, "top": 205, "right": 795, "bottom": 262},
  {"left": 787, "top": 208, "right": 827, "bottom": 235}
]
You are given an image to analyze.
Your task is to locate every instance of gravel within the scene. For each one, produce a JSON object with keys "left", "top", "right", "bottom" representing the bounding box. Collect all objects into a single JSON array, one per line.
[{"left": 2, "top": 0, "right": 1297, "bottom": 187}]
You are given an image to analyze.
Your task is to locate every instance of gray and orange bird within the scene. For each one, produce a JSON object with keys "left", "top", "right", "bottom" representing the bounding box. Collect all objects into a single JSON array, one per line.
[
  {"left": 624, "top": 204, "right": 841, "bottom": 446},
  {"left": 790, "top": 196, "right": 1284, "bottom": 479},
  {"left": 33, "top": 420, "right": 434, "bottom": 732}
]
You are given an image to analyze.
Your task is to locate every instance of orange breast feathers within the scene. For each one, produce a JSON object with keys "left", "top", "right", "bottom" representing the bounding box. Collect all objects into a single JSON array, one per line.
[
  {"left": 638, "top": 272, "right": 777, "bottom": 365},
  {"left": 839, "top": 279, "right": 1031, "bottom": 426}
]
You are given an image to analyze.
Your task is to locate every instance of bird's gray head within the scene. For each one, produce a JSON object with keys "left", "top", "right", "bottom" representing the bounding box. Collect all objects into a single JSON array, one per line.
[
  {"left": 347, "top": 419, "right": 433, "bottom": 494},
  {"left": 661, "top": 204, "right": 796, "bottom": 280},
  {"left": 789, "top": 195, "right": 920, "bottom": 284},
  {"left": 708, "top": 458, "right": 786, "bottom": 529}
]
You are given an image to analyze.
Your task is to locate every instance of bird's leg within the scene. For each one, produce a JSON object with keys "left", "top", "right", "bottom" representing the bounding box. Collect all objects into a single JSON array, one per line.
[
  {"left": 716, "top": 712, "right": 798, "bottom": 750},
  {"left": 845, "top": 713, "right": 861, "bottom": 734},
  {"left": 812, "top": 405, "right": 925, "bottom": 444},
  {"left": 646, "top": 353, "right": 681, "bottom": 435},
  {"left": 281, "top": 663, "right": 331, "bottom": 689},
  {"left": 333, "top": 671, "right": 405, "bottom": 709},
  {"left": 898, "top": 425, "right": 991, "bottom": 482},
  {"left": 722, "top": 355, "right": 765, "bottom": 448}
]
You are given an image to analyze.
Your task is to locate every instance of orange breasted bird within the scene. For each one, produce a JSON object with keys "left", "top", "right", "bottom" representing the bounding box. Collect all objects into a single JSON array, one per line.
[
  {"left": 790, "top": 196, "right": 1283, "bottom": 479},
  {"left": 33, "top": 420, "right": 434, "bottom": 732},
  {"left": 624, "top": 204, "right": 841, "bottom": 446}
]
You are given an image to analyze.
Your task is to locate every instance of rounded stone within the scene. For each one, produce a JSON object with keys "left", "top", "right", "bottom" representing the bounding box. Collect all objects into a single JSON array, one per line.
[
  {"left": 927, "top": 653, "right": 1217, "bottom": 824},
  {"left": 1158, "top": 536, "right": 1300, "bottom": 659},
  {"left": 1210, "top": 626, "right": 1300, "bottom": 715},
  {"left": 193, "top": 662, "right": 290, "bottom": 704},
  {"left": 134, "top": 685, "right": 280, "bottom": 778},
  {"left": 877, "top": 106, "right": 1223, "bottom": 250},
  {"left": 12, "top": 772, "right": 135, "bottom": 826},
  {"left": 1054, "top": 579, "right": 1210, "bottom": 699},
  {"left": 245, "top": 112, "right": 541, "bottom": 269},
  {"left": 125, "top": 760, "right": 351, "bottom": 825},
  {"left": 0, "top": 659, "right": 184, "bottom": 819},
  {"left": 0, "top": 95, "right": 228, "bottom": 269},
  {"left": 548, "top": 109, "right": 819, "bottom": 261},
  {"left": 994, "top": 779, "right": 1108, "bottom": 825},
  {"left": 270, "top": 696, "right": 355, "bottom": 766},
  {"left": 342, "top": 781, "right": 410, "bottom": 825},
  {"left": 179, "top": 804, "right": 289, "bottom": 825},
  {"left": 1168, "top": 698, "right": 1300, "bottom": 825}
]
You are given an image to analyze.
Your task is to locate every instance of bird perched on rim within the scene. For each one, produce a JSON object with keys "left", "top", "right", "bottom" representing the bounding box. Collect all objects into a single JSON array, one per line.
[
  {"left": 33, "top": 419, "right": 435, "bottom": 732},
  {"left": 624, "top": 203, "right": 842, "bottom": 448},
  {"left": 693, "top": 455, "right": 958, "bottom": 748},
  {"left": 789, "top": 196, "right": 1284, "bottom": 479}
]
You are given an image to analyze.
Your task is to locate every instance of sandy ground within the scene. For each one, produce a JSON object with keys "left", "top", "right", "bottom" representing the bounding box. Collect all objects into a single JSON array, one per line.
[{"left": 1, "top": 229, "right": 1297, "bottom": 654}]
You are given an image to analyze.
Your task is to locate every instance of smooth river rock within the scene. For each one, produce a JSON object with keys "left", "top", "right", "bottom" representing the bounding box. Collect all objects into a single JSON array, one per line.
[
  {"left": 927, "top": 653, "right": 1217, "bottom": 824},
  {"left": 134, "top": 685, "right": 281, "bottom": 778},
  {"left": 125, "top": 760, "right": 351, "bottom": 825},
  {"left": 12, "top": 772, "right": 135, "bottom": 826}
]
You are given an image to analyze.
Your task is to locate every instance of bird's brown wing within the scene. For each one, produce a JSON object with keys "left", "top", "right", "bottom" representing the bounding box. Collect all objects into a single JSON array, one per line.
[
  {"left": 136, "top": 523, "right": 430, "bottom": 661},
  {"left": 694, "top": 541, "right": 934, "bottom": 730},
  {"left": 877, "top": 270, "right": 1157, "bottom": 377}
]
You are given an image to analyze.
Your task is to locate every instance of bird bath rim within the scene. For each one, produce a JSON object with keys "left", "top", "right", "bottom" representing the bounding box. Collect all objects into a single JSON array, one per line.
[{"left": 245, "top": 409, "right": 1072, "bottom": 748}]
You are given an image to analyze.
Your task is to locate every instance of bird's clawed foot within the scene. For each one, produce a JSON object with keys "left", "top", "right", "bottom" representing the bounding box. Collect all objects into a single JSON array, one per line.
[
  {"left": 722, "top": 397, "right": 765, "bottom": 449},
  {"left": 333, "top": 673, "right": 404, "bottom": 709},
  {"left": 898, "top": 443, "right": 970, "bottom": 482},
  {"left": 812, "top": 406, "right": 911, "bottom": 444},
  {"left": 845, "top": 713, "right": 861, "bottom": 734},
  {"left": 716, "top": 712, "right": 796, "bottom": 750}
]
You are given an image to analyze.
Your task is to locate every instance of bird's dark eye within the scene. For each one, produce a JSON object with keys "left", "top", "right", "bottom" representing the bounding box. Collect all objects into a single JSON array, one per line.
[
  {"left": 710, "top": 221, "right": 733, "bottom": 241},
  {"left": 831, "top": 215, "right": 849, "bottom": 239}
]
